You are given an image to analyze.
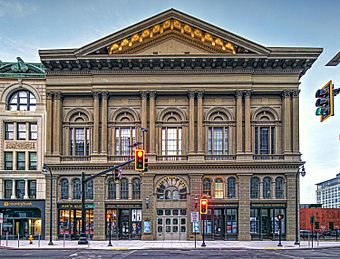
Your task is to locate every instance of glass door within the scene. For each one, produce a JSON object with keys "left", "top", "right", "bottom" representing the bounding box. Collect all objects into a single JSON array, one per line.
[
  {"left": 120, "top": 209, "right": 130, "bottom": 239},
  {"left": 261, "top": 209, "right": 272, "bottom": 240}
]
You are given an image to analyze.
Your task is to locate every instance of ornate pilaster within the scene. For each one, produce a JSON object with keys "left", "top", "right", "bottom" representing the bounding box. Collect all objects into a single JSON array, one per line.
[
  {"left": 101, "top": 92, "right": 108, "bottom": 154},
  {"left": 141, "top": 91, "right": 148, "bottom": 150},
  {"left": 244, "top": 91, "right": 252, "bottom": 154},
  {"left": 188, "top": 91, "right": 195, "bottom": 154},
  {"left": 149, "top": 91, "right": 156, "bottom": 156},
  {"left": 235, "top": 91, "right": 243, "bottom": 154},
  {"left": 46, "top": 92, "right": 53, "bottom": 155},
  {"left": 292, "top": 90, "right": 300, "bottom": 154},
  {"left": 92, "top": 92, "right": 100, "bottom": 154},
  {"left": 197, "top": 91, "right": 204, "bottom": 154},
  {"left": 53, "top": 92, "right": 62, "bottom": 155},
  {"left": 238, "top": 174, "right": 251, "bottom": 240},
  {"left": 282, "top": 90, "right": 292, "bottom": 154}
]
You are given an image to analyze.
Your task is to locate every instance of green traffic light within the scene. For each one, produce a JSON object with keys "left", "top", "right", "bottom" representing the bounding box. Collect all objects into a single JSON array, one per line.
[{"left": 315, "top": 107, "right": 322, "bottom": 115}]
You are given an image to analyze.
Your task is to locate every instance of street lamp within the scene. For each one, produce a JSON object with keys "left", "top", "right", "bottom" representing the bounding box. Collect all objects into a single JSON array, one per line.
[
  {"left": 145, "top": 196, "right": 149, "bottom": 209},
  {"left": 294, "top": 164, "right": 306, "bottom": 245},
  {"left": 42, "top": 163, "right": 54, "bottom": 245}
]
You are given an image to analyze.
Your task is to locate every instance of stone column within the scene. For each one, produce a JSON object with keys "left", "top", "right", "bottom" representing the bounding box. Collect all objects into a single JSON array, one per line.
[
  {"left": 292, "top": 90, "right": 300, "bottom": 154},
  {"left": 53, "top": 92, "right": 62, "bottom": 155},
  {"left": 11, "top": 179, "right": 16, "bottom": 199},
  {"left": 235, "top": 91, "right": 243, "bottom": 154},
  {"left": 141, "top": 173, "right": 155, "bottom": 240},
  {"left": 45, "top": 175, "right": 58, "bottom": 240},
  {"left": 238, "top": 174, "right": 251, "bottom": 240},
  {"left": 101, "top": 92, "right": 108, "bottom": 154},
  {"left": 93, "top": 92, "right": 100, "bottom": 154},
  {"left": 282, "top": 91, "right": 292, "bottom": 154},
  {"left": 24, "top": 179, "right": 29, "bottom": 199},
  {"left": 128, "top": 180, "right": 133, "bottom": 200},
  {"left": 149, "top": 91, "right": 156, "bottom": 156},
  {"left": 188, "top": 91, "right": 195, "bottom": 154},
  {"left": 189, "top": 174, "right": 203, "bottom": 240},
  {"left": 286, "top": 172, "right": 297, "bottom": 241},
  {"left": 141, "top": 92, "right": 147, "bottom": 150},
  {"left": 197, "top": 91, "right": 204, "bottom": 154},
  {"left": 244, "top": 91, "right": 252, "bottom": 154},
  {"left": 46, "top": 93, "right": 53, "bottom": 155},
  {"left": 93, "top": 176, "right": 105, "bottom": 240}
]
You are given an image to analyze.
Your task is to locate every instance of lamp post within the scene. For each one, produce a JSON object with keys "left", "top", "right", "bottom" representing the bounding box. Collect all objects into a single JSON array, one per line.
[
  {"left": 42, "top": 164, "right": 54, "bottom": 245},
  {"left": 107, "top": 214, "right": 112, "bottom": 247},
  {"left": 294, "top": 165, "right": 306, "bottom": 245}
]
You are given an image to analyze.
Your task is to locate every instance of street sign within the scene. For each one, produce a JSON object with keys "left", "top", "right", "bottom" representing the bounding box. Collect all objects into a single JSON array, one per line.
[
  {"left": 191, "top": 212, "right": 199, "bottom": 222},
  {"left": 0, "top": 213, "right": 3, "bottom": 223},
  {"left": 193, "top": 222, "right": 200, "bottom": 233}
]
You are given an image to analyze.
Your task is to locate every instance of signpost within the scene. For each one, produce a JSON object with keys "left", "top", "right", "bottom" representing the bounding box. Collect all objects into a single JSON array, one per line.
[
  {"left": 310, "top": 215, "right": 315, "bottom": 248},
  {"left": 191, "top": 213, "right": 200, "bottom": 248}
]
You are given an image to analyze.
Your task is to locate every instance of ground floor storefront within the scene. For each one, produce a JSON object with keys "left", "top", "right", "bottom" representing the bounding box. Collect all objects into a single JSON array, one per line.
[{"left": 0, "top": 200, "right": 45, "bottom": 239}]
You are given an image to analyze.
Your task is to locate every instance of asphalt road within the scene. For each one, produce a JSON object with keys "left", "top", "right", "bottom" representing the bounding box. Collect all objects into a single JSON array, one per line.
[{"left": 1, "top": 248, "right": 340, "bottom": 258}]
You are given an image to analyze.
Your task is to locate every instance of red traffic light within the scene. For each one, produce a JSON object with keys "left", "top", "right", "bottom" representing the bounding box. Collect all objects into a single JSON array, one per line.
[
  {"left": 277, "top": 214, "right": 284, "bottom": 221},
  {"left": 200, "top": 198, "right": 208, "bottom": 214},
  {"left": 106, "top": 214, "right": 111, "bottom": 220},
  {"left": 134, "top": 149, "right": 145, "bottom": 171}
]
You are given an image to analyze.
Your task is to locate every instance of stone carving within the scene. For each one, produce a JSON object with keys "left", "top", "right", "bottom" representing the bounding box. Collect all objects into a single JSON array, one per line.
[{"left": 5, "top": 141, "right": 36, "bottom": 150}]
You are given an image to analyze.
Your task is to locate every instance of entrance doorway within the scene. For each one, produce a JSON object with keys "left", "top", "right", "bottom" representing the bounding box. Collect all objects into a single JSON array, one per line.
[{"left": 157, "top": 209, "right": 187, "bottom": 240}]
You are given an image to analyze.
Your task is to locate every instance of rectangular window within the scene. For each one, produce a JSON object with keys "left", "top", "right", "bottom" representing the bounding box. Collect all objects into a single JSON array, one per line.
[
  {"left": 4, "top": 180, "right": 12, "bottom": 199},
  {"left": 17, "top": 123, "right": 26, "bottom": 140},
  {"left": 29, "top": 123, "right": 38, "bottom": 140},
  {"left": 5, "top": 122, "right": 14, "bottom": 140},
  {"left": 255, "top": 126, "right": 275, "bottom": 155},
  {"left": 329, "top": 222, "right": 334, "bottom": 230},
  {"left": 115, "top": 128, "right": 135, "bottom": 156},
  {"left": 161, "top": 127, "right": 182, "bottom": 156},
  {"left": 208, "top": 127, "right": 228, "bottom": 155},
  {"left": 16, "top": 180, "right": 25, "bottom": 199},
  {"left": 4, "top": 152, "right": 13, "bottom": 170},
  {"left": 17, "top": 152, "right": 25, "bottom": 170},
  {"left": 226, "top": 208, "right": 238, "bottom": 234},
  {"left": 75, "top": 128, "right": 85, "bottom": 156},
  {"left": 215, "top": 181, "right": 224, "bottom": 198},
  {"left": 29, "top": 180, "right": 36, "bottom": 199},
  {"left": 29, "top": 152, "right": 37, "bottom": 170},
  {"left": 315, "top": 222, "right": 320, "bottom": 229}
]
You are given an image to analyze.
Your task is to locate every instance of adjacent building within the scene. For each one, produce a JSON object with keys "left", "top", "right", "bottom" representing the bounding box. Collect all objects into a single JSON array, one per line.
[
  {"left": 316, "top": 173, "right": 340, "bottom": 208},
  {"left": 39, "top": 9, "right": 321, "bottom": 241},
  {"left": 0, "top": 57, "right": 46, "bottom": 238},
  {"left": 300, "top": 207, "right": 340, "bottom": 232}
]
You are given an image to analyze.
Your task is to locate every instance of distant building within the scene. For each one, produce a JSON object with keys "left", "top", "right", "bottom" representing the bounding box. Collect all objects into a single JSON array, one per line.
[
  {"left": 316, "top": 173, "right": 340, "bottom": 208},
  {"left": 300, "top": 208, "right": 340, "bottom": 232}
]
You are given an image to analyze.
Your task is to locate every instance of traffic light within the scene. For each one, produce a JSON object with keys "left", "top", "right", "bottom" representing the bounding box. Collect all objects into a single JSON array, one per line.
[
  {"left": 134, "top": 149, "right": 145, "bottom": 171},
  {"left": 106, "top": 213, "right": 111, "bottom": 221},
  {"left": 200, "top": 198, "right": 208, "bottom": 214},
  {"left": 144, "top": 157, "right": 148, "bottom": 173},
  {"left": 315, "top": 80, "right": 334, "bottom": 122}
]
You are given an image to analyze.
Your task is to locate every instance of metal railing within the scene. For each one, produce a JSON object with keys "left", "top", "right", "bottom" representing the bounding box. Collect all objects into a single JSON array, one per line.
[
  {"left": 61, "top": 156, "right": 90, "bottom": 161},
  {"left": 157, "top": 155, "right": 188, "bottom": 161},
  {"left": 253, "top": 155, "right": 284, "bottom": 160},
  {"left": 205, "top": 155, "right": 236, "bottom": 160}
]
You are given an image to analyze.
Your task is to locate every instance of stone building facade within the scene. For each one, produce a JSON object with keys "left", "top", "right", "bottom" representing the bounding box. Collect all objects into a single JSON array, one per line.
[
  {"left": 0, "top": 57, "right": 46, "bottom": 238},
  {"left": 39, "top": 9, "right": 322, "bottom": 241}
]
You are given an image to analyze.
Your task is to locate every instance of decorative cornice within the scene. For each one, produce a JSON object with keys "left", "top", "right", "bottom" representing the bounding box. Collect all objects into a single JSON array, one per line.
[{"left": 0, "top": 57, "right": 45, "bottom": 78}]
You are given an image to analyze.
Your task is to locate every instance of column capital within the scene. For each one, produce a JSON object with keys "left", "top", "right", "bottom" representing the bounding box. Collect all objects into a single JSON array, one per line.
[
  {"left": 47, "top": 92, "right": 53, "bottom": 99},
  {"left": 243, "top": 90, "right": 252, "bottom": 98},
  {"left": 197, "top": 91, "right": 204, "bottom": 99},
  {"left": 101, "top": 91, "right": 109, "bottom": 100},
  {"left": 188, "top": 91, "right": 195, "bottom": 99},
  {"left": 92, "top": 91, "right": 100, "bottom": 98},
  {"left": 54, "top": 92, "right": 62, "bottom": 100},
  {"left": 292, "top": 90, "right": 300, "bottom": 97},
  {"left": 149, "top": 91, "right": 157, "bottom": 98},
  {"left": 235, "top": 91, "right": 243, "bottom": 98},
  {"left": 281, "top": 90, "right": 291, "bottom": 98},
  {"left": 140, "top": 91, "right": 147, "bottom": 99}
]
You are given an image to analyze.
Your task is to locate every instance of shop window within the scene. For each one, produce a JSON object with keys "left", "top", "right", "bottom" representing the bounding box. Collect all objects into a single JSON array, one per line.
[
  {"left": 16, "top": 152, "right": 25, "bottom": 170},
  {"left": 29, "top": 123, "right": 38, "bottom": 140},
  {"left": 275, "top": 177, "right": 285, "bottom": 199},
  {"left": 8, "top": 90, "right": 36, "bottom": 111},
  {"left": 203, "top": 178, "right": 211, "bottom": 197},
  {"left": 226, "top": 208, "right": 238, "bottom": 234},
  {"left": 60, "top": 178, "right": 69, "bottom": 200},
  {"left": 16, "top": 180, "right": 25, "bottom": 198},
  {"left": 4, "top": 180, "right": 12, "bottom": 199},
  {"left": 4, "top": 152, "right": 13, "bottom": 170},
  {"left": 72, "top": 179, "right": 81, "bottom": 199},
  {"left": 263, "top": 177, "right": 272, "bottom": 199},
  {"left": 85, "top": 179, "right": 93, "bottom": 200},
  {"left": 208, "top": 127, "right": 228, "bottom": 155},
  {"left": 5, "top": 122, "right": 14, "bottom": 140},
  {"left": 120, "top": 178, "right": 129, "bottom": 200},
  {"left": 132, "top": 178, "right": 141, "bottom": 199},
  {"left": 107, "top": 179, "right": 116, "bottom": 199},
  {"left": 17, "top": 123, "right": 26, "bottom": 140},
  {"left": 161, "top": 127, "right": 182, "bottom": 157},
  {"left": 29, "top": 152, "right": 37, "bottom": 170},
  {"left": 250, "top": 177, "right": 260, "bottom": 199},
  {"left": 250, "top": 208, "right": 260, "bottom": 234},
  {"left": 227, "top": 177, "right": 236, "bottom": 199},
  {"left": 215, "top": 178, "right": 224, "bottom": 198},
  {"left": 115, "top": 127, "right": 136, "bottom": 157},
  {"left": 29, "top": 180, "right": 36, "bottom": 199}
]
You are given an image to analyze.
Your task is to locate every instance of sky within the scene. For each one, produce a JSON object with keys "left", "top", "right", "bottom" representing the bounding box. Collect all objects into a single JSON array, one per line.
[{"left": 1, "top": 0, "right": 339, "bottom": 203}]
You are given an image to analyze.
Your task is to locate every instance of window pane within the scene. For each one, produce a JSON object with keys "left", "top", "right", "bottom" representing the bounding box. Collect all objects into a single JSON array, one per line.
[
  {"left": 260, "top": 128, "right": 269, "bottom": 154},
  {"left": 60, "top": 179, "right": 69, "bottom": 199},
  {"left": 5, "top": 123, "right": 14, "bottom": 140},
  {"left": 75, "top": 128, "right": 85, "bottom": 156},
  {"left": 17, "top": 152, "right": 25, "bottom": 170},
  {"left": 16, "top": 180, "right": 25, "bottom": 198},
  {"left": 17, "top": 123, "right": 26, "bottom": 140},
  {"left": 29, "top": 180, "right": 36, "bottom": 199},
  {"left": 73, "top": 179, "right": 81, "bottom": 199},
  {"left": 29, "top": 152, "right": 37, "bottom": 170},
  {"left": 4, "top": 180, "right": 12, "bottom": 198},
  {"left": 29, "top": 123, "right": 38, "bottom": 140},
  {"left": 4, "top": 152, "right": 13, "bottom": 170}
]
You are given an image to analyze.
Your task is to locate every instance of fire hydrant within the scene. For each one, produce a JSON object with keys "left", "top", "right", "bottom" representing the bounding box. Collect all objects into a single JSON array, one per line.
[{"left": 29, "top": 235, "right": 33, "bottom": 244}]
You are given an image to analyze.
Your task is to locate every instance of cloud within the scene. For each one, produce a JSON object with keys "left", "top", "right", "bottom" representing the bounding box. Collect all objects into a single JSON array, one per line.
[{"left": 0, "top": 0, "right": 39, "bottom": 17}]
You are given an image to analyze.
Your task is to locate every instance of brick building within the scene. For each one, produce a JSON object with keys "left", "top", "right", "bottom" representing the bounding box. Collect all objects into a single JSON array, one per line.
[{"left": 300, "top": 208, "right": 340, "bottom": 232}]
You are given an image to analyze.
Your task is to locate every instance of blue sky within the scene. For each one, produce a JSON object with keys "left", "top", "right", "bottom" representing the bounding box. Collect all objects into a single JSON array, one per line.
[{"left": 1, "top": 0, "right": 339, "bottom": 203}]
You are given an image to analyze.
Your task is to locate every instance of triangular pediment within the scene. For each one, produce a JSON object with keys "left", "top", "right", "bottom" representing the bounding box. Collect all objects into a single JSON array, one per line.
[{"left": 75, "top": 9, "right": 270, "bottom": 57}]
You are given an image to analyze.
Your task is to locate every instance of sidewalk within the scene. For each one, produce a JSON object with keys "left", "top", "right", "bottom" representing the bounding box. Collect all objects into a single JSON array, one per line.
[{"left": 1, "top": 239, "right": 340, "bottom": 250}]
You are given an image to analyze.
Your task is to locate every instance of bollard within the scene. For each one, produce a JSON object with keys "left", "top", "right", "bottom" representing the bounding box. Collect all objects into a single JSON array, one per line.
[
  {"left": 17, "top": 233, "right": 19, "bottom": 248},
  {"left": 38, "top": 235, "right": 41, "bottom": 248},
  {"left": 63, "top": 233, "right": 65, "bottom": 248},
  {"left": 88, "top": 234, "right": 90, "bottom": 248},
  {"left": 6, "top": 232, "right": 8, "bottom": 247},
  {"left": 29, "top": 234, "right": 33, "bottom": 245}
]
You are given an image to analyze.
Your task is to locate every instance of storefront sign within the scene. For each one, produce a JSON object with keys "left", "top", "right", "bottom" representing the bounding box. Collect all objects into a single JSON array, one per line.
[
  {"left": 193, "top": 222, "right": 200, "bottom": 233},
  {"left": 3, "top": 201, "right": 33, "bottom": 207},
  {"left": 0, "top": 200, "right": 45, "bottom": 211},
  {"left": 106, "top": 204, "right": 142, "bottom": 209},
  {"left": 144, "top": 221, "right": 151, "bottom": 233},
  {"left": 58, "top": 204, "right": 95, "bottom": 209},
  {"left": 191, "top": 212, "right": 199, "bottom": 222},
  {"left": 250, "top": 203, "right": 286, "bottom": 208}
]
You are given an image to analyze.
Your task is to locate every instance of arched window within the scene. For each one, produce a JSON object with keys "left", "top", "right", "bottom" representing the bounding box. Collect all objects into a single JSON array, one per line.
[
  {"left": 250, "top": 177, "right": 260, "bottom": 199},
  {"left": 156, "top": 177, "right": 187, "bottom": 200},
  {"left": 60, "top": 178, "right": 69, "bottom": 200},
  {"left": 132, "top": 178, "right": 141, "bottom": 199},
  {"left": 120, "top": 178, "right": 129, "bottom": 200},
  {"left": 72, "top": 179, "right": 81, "bottom": 199},
  {"left": 275, "top": 177, "right": 285, "bottom": 199},
  {"left": 85, "top": 179, "right": 93, "bottom": 200},
  {"left": 227, "top": 177, "right": 236, "bottom": 199},
  {"left": 108, "top": 179, "right": 116, "bottom": 199},
  {"left": 8, "top": 90, "right": 36, "bottom": 111},
  {"left": 215, "top": 178, "right": 224, "bottom": 198},
  {"left": 203, "top": 178, "right": 211, "bottom": 197},
  {"left": 263, "top": 177, "right": 271, "bottom": 199},
  {"left": 68, "top": 111, "right": 90, "bottom": 157}
]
